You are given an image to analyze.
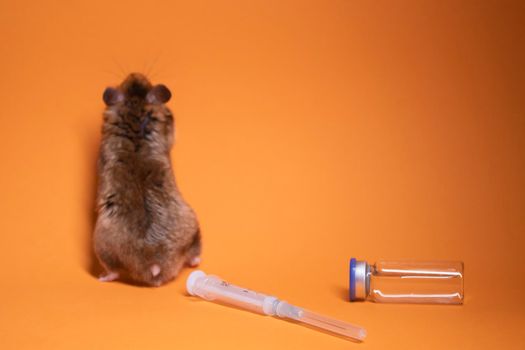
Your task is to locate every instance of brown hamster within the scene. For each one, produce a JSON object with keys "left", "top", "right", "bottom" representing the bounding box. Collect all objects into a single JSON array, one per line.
[{"left": 93, "top": 73, "right": 201, "bottom": 287}]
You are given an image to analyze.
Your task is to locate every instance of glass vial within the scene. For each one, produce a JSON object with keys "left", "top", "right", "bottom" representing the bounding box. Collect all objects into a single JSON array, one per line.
[{"left": 349, "top": 258, "right": 464, "bottom": 304}]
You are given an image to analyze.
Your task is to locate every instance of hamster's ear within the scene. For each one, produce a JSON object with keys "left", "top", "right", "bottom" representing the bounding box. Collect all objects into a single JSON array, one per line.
[
  {"left": 146, "top": 84, "right": 171, "bottom": 104},
  {"left": 103, "top": 87, "right": 124, "bottom": 106}
]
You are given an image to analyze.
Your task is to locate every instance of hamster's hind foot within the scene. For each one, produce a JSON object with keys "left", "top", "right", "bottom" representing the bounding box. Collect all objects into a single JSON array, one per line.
[
  {"left": 150, "top": 264, "right": 161, "bottom": 277},
  {"left": 188, "top": 256, "right": 201, "bottom": 267},
  {"left": 98, "top": 271, "right": 119, "bottom": 282}
]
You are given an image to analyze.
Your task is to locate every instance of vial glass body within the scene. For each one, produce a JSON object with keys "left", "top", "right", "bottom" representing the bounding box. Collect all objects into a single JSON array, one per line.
[{"left": 350, "top": 259, "right": 464, "bottom": 304}]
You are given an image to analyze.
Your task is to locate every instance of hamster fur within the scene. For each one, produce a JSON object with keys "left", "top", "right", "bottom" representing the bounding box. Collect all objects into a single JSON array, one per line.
[{"left": 93, "top": 73, "right": 201, "bottom": 287}]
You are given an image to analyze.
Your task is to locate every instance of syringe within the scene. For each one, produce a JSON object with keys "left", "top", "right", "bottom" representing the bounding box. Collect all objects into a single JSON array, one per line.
[{"left": 186, "top": 270, "right": 367, "bottom": 341}]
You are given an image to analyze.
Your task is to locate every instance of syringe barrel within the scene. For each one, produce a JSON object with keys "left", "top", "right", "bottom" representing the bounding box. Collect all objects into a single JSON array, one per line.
[
  {"left": 187, "top": 271, "right": 367, "bottom": 341},
  {"left": 187, "top": 271, "right": 279, "bottom": 315}
]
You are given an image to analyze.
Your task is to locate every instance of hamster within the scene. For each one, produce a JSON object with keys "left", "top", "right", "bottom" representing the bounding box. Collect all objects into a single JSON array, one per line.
[{"left": 93, "top": 73, "right": 201, "bottom": 287}]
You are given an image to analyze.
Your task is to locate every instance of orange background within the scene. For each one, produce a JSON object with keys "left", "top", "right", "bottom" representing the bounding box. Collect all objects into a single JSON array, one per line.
[{"left": 0, "top": 0, "right": 524, "bottom": 349}]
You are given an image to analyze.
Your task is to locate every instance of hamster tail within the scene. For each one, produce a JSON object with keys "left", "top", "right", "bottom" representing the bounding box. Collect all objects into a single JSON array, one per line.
[{"left": 150, "top": 264, "right": 161, "bottom": 277}]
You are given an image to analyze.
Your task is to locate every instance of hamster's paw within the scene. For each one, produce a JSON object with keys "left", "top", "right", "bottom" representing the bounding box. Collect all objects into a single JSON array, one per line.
[
  {"left": 98, "top": 271, "right": 119, "bottom": 282},
  {"left": 150, "top": 264, "right": 161, "bottom": 277},
  {"left": 188, "top": 256, "right": 201, "bottom": 267}
]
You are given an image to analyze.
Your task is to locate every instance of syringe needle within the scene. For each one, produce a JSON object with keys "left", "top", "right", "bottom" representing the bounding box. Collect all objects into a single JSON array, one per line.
[
  {"left": 271, "top": 300, "right": 366, "bottom": 341},
  {"left": 296, "top": 308, "right": 367, "bottom": 341}
]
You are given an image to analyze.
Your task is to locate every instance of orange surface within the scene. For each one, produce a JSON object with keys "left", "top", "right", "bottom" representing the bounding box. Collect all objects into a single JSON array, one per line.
[{"left": 0, "top": 0, "right": 524, "bottom": 349}]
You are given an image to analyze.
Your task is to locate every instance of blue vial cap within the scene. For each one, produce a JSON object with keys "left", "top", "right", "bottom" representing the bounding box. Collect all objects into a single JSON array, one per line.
[{"left": 349, "top": 257, "right": 357, "bottom": 301}]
